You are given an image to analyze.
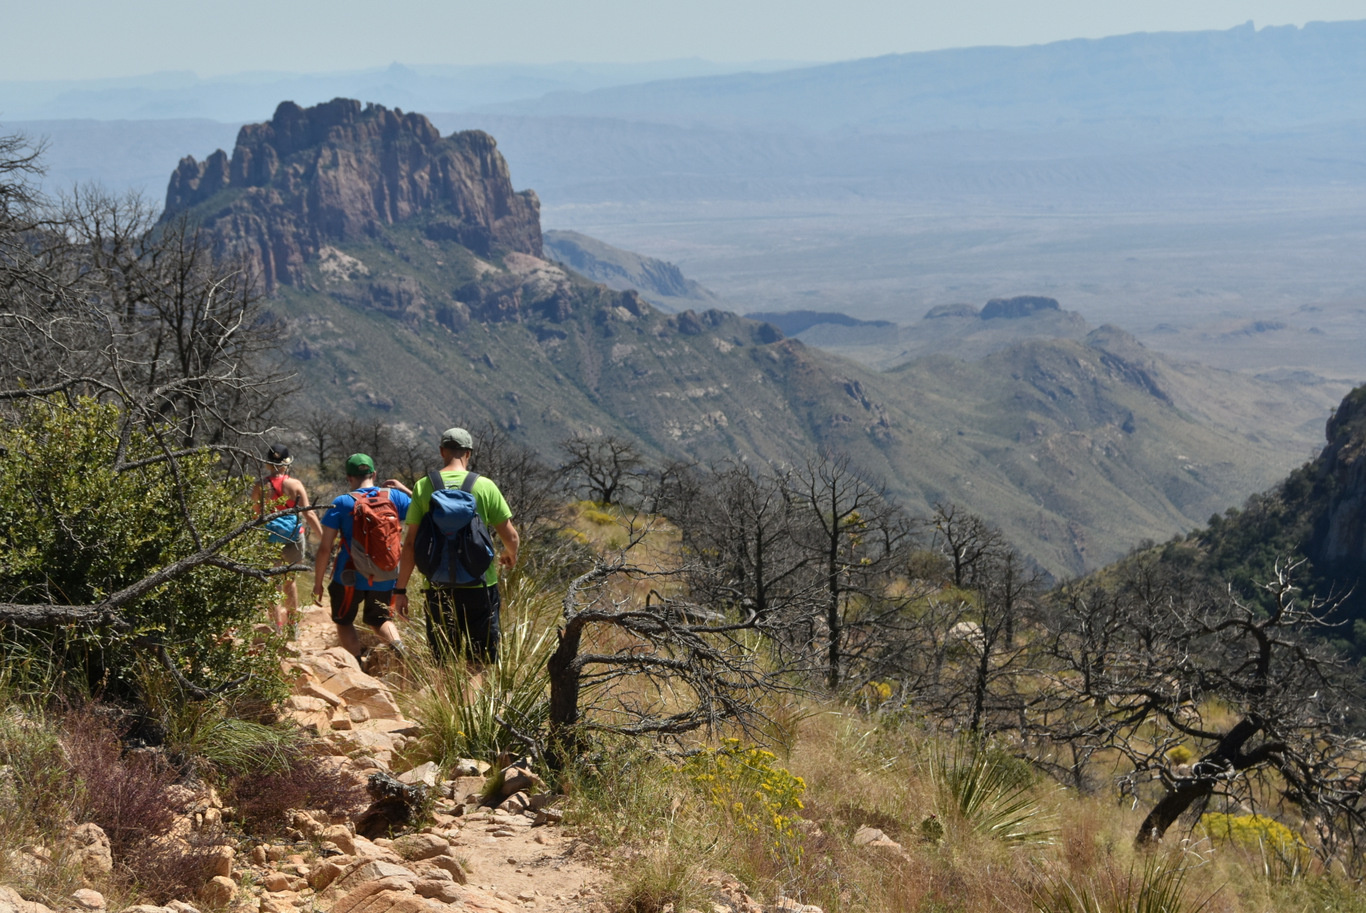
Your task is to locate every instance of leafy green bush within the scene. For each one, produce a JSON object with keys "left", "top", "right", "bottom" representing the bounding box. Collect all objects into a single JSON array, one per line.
[{"left": 0, "top": 397, "right": 284, "bottom": 703}]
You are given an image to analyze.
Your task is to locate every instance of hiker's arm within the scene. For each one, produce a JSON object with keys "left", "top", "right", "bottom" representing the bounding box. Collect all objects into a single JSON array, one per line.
[
  {"left": 294, "top": 482, "right": 325, "bottom": 540},
  {"left": 312, "top": 527, "right": 338, "bottom": 602},
  {"left": 383, "top": 478, "right": 412, "bottom": 495},
  {"left": 393, "top": 523, "right": 420, "bottom": 619},
  {"left": 495, "top": 519, "right": 520, "bottom": 570}
]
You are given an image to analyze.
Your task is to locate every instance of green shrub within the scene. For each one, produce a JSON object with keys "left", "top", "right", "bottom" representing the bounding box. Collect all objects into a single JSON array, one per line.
[
  {"left": 0, "top": 397, "right": 285, "bottom": 704},
  {"left": 402, "top": 594, "right": 554, "bottom": 765}
]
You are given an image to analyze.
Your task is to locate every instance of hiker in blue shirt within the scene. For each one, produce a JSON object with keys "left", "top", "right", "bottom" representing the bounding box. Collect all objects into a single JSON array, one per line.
[{"left": 312, "top": 453, "right": 411, "bottom": 660}]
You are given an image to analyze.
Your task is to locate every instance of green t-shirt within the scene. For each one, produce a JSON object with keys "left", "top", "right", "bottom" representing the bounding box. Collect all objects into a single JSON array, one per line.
[{"left": 406, "top": 470, "right": 512, "bottom": 586}]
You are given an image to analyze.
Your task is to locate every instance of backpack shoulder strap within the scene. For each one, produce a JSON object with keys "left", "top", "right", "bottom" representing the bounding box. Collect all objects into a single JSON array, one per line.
[
  {"left": 428, "top": 470, "right": 447, "bottom": 493},
  {"left": 460, "top": 471, "right": 480, "bottom": 494}
]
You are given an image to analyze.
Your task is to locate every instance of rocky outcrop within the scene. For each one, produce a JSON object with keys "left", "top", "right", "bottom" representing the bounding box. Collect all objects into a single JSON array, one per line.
[
  {"left": 163, "top": 98, "right": 542, "bottom": 291},
  {"left": 923, "top": 303, "right": 980, "bottom": 319},
  {"left": 1310, "top": 386, "right": 1366, "bottom": 568},
  {"left": 981, "top": 295, "right": 1061, "bottom": 319}
]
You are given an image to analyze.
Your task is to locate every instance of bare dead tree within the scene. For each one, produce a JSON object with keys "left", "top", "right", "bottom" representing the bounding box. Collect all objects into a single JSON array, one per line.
[
  {"left": 299, "top": 407, "right": 345, "bottom": 476},
  {"left": 642, "top": 457, "right": 701, "bottom": 516},
  {"left": 470, "top": 420, "right": 564, "bottom": 544},
  {"left": 65, "top": 188, "right": 293, "bottom": 450},
  {"left": 930, "top": 502, "right": 1008, "bottom": 590},
  {"left": 788, "top": 451, "right": 917, "bottom": 691},
  {"left": 672, "top": 461, "right": 821, "bottom": 642},
  {"left": 558, "top": 433, "right": 647, "bottom": 506},
  {"left": 545, "top": 523, "right": 792, "bottom": 772},
  {"left": 1040, "top": 557, "right": 1366, "bottom": 859},
  {"left": 2, "top": 182, "right": 293, "bottom": 463}
]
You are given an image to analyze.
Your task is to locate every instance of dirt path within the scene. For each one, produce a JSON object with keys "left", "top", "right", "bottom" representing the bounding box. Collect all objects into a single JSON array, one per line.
[{"left": 283, "top": 599, "right": 611, "bottom": 913}]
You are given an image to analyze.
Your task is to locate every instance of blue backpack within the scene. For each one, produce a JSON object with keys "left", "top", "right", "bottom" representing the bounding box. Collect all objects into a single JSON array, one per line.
[{"left": 413, "top": 471, "right": 496, "bottom": 586}]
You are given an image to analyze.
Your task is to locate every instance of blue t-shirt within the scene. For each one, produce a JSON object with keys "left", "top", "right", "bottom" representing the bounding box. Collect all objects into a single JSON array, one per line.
[{"left": 322, "top": 486, "right": 411, "bottom": 591}]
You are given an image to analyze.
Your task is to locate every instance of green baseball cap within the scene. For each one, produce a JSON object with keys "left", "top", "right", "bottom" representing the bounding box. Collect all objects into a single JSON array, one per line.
[
  {"left": 345, "top": 453, "right": 375, "bottom": 476},
  {"left": 440, "top": 427, "right": 473, "bottom": 450}
]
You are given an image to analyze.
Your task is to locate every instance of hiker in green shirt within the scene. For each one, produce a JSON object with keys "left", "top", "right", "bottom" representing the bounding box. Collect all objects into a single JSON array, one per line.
[{"left": 393, "top": 427, "right": 519, "bottom": 664}]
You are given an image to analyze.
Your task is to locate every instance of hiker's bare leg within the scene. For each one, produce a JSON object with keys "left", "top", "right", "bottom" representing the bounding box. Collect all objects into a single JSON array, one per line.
[
  {"left": 336, "top": 623, "right": 362, "bottom": 657},
  {"left": 273, "top": 576, "right": 298, "bottom": 630},
  {"left": 373, "top": 620, "right": 403, "bottom": 647}
]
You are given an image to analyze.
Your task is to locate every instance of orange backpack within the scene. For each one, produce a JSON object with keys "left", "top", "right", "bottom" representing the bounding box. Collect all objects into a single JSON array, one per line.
[{"left": 345, "top": 489, "right": 402, "bottom": 584}]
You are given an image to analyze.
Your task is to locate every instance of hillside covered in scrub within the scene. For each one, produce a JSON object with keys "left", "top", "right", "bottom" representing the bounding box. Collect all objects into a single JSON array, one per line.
[
  {"left": 1141, "top": 383, "right": 1366, "bottom": 644},
  {"left": 159, "top": 97, "right": 1337, "bottom": 576}
]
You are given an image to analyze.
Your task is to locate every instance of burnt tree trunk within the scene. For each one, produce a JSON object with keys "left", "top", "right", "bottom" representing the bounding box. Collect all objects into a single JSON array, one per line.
[
  {"left": 1136, "top": 717, "right": 1284, "bottom": 845},
  {"left": 546, "top": 620, "right": 585, "bottom": 774}
]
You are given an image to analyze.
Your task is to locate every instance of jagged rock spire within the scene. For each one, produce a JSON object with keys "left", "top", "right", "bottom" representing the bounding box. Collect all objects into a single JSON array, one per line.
[{"left": 163, "top": 98, "right": 541, "bottom": 291}]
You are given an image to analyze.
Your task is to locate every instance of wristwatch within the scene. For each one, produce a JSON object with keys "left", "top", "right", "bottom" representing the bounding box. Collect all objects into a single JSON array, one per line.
[{"left": 394, "top": 587, "right": 407, "bottom": 595}]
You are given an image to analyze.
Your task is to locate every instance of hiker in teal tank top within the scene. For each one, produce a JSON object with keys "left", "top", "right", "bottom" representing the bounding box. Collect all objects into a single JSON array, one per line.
[{"left": 250, "top": 444, "right": 323, "bottom": 632}]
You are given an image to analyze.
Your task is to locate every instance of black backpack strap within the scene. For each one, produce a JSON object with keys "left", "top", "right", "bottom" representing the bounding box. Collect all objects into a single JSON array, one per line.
[
  {"left": 428, "top": 470, "right": 446, "bottom": 492},
  {"left": 460, "top": 471, "right": 480, "bottom": 494}
]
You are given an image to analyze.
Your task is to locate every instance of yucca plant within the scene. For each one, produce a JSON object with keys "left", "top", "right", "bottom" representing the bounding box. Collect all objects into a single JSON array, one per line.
[
  {"left": 402, "top": 592, "right": 555, "bottom": 765},
  {"left": 930, "top": 740, "right": 1056, "bottom": 845},
  {"left": 1033, "top": 853, "right": 1213, "bottom": 913}
]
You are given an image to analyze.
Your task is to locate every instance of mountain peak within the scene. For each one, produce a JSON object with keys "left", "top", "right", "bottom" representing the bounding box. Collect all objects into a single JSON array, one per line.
[{"left": 162, "top": 98, "right": 541, "bottom": 290}]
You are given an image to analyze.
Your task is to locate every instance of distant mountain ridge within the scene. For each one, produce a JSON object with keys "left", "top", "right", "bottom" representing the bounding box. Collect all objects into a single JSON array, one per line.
[
  {"left": 745, "top": 311, "right": 895, "bottom": 337},
  {"left": 542, "top": 230, "right": 721, "bottom": 313},
  {"left": 159, "top": 99, "right": 1337, "bottom": 576},
  {"left": 483, "top": 20, "right": 1366, "bottom": 133}
]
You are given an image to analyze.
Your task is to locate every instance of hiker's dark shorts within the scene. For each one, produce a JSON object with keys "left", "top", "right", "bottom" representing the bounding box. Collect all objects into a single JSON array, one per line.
[
  {"left": 425, "top": 584, "right": 501, "bottom": 665},
  {"left": 328, "top": 581, "right": 394, "bottom": 629}
]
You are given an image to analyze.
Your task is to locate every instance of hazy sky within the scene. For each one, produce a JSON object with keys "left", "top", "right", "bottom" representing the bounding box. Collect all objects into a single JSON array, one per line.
[{"left": 6, "top": 0, "right": 1366, "bottom": 81}]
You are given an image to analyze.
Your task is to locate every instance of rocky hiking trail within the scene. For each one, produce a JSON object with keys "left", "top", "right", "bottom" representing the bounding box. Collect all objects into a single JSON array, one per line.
[
  {"left": 1, "top": 601, "right": 801, "bottom": 913},
  {"left": 266, "top": 600, "right": 610, "bottom": 913}
]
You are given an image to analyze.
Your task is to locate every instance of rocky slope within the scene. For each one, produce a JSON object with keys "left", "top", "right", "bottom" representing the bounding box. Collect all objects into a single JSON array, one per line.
[
  {"left": 0, "top": 606, "right": 828, "bottom": 913},
  {"left": 1307, "top": 387, "right": 1366, "bottom": 573},
  {"left": 1143, "top": 382, "right": 1366, "bottom": 629}
]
